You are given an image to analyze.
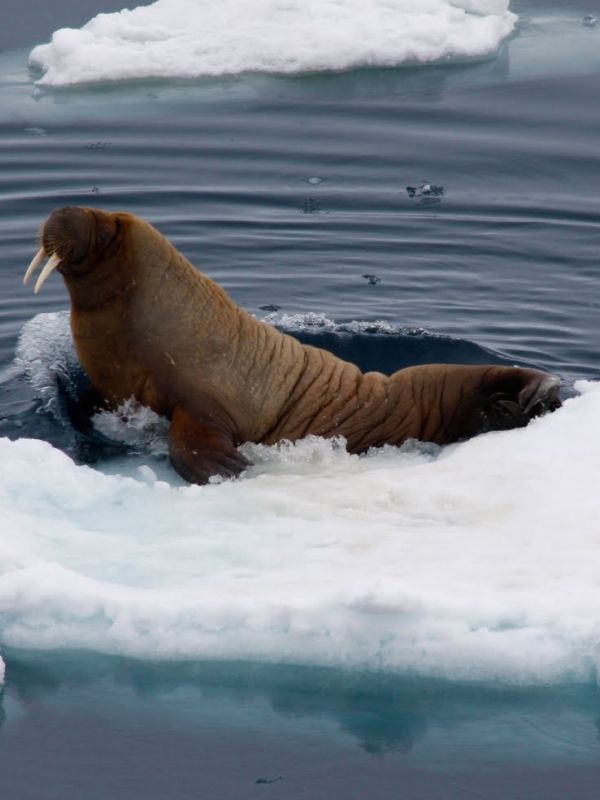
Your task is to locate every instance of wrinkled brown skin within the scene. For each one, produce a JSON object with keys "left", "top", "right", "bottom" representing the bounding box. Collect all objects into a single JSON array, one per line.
[{"left": 38, "top": 207, "right": 562, "bottom": 485}]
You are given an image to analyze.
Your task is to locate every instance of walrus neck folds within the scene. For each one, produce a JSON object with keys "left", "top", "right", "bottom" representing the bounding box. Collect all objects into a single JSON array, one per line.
[{"left": 64, "top": 261, "right": 138, "bottom": 313}]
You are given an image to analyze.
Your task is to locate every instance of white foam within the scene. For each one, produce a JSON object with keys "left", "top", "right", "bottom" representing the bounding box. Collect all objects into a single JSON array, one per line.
[
  {"left": 261, "top": 310, "right": 432, "bottom": 336},
  {"left": 93, "top": 398, "right": 170, "bottom": 457},
  {"left": 29, "top": 0, "right": 517, "bottom": 87},
  {"left": 0, "top": 655, "right": 4, "bottom": 686},
  {"left": 2, "top": 371, "right": 600, "bottom": 683},
  {"left": 15, "top": 311, "right": 78, "bottom": 415}
]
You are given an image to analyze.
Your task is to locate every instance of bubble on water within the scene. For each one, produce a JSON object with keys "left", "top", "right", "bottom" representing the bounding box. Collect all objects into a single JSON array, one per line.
[
  {"left": 362, "top": 274, "right": 381, "bottom": 285},
  {"left": 406, "top": 182, "right": 445, "bottom": 201},
  {"left": 301, "top": 197, "right": 321, "bottom": 214}
]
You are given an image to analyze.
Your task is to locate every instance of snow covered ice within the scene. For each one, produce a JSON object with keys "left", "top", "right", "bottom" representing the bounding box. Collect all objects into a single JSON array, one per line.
[
  {"left": 2, "top": 313, "right": 600, "bottom": 685},
  {"left": 29, "top": 0, "right": 517, "bottom": 87}
]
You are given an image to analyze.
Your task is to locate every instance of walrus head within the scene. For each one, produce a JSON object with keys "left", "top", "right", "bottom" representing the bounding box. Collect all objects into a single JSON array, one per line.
[{"left": 23, "top": 207, "right": 122, "bottom": 294}]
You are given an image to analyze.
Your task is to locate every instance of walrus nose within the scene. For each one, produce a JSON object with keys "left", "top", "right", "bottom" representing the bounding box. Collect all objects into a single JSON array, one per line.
[{"left": 24, "top": 207, "right": 93, "bottom": 293}]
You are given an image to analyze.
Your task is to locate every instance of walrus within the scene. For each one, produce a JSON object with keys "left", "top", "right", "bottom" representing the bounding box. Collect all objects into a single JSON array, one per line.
[{"left": 23, "top": 206, "right": 561, "bottom": 485}]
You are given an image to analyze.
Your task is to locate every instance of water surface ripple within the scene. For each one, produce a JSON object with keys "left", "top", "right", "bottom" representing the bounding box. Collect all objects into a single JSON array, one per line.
[{"left": 2, "top": 65, "right": 599, "bottom": 382}]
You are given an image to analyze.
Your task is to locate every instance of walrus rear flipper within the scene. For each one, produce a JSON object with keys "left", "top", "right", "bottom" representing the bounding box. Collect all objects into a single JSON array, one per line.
[
  {"left": 449, "top": 366, "right": 562, "bottom": 441},
  {"left": 168, "top": 405, "right": 250, "bottom": 485},
  {"left": 480, "top": 367, "right": 562, "bottom": 433},
  {"left": 399, "top": 364, "right": 562, "bottom": 445}
]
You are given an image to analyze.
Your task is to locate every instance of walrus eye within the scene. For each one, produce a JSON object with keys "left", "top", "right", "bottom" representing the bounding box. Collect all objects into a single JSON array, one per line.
[
  {"left": 97, "top": 227, "right": 111, "bottom": 247},
  {"left": 95, "top": 219, "right": 118, "bottom": 251}
]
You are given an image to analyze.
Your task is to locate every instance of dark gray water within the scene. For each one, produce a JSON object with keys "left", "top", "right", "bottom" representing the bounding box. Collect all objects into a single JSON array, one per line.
[
  {"left": 2, "top": 0, "right": 600, "bottom": 797},
  {"left": 2, "top": 4, "right": 600, "bottom": 456}
]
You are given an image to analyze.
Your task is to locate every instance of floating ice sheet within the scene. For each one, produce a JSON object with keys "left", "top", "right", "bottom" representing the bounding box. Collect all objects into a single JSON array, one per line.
[
  {"left": 29, "top": 0, "right": 517, "bottom": 87},
  {"left": 2, "top": 317, "right": 600, "bottom": 683}
]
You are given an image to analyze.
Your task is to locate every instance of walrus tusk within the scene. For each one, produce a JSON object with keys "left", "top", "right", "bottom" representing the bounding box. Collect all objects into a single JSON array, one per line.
[
  {"left": 23, "top": 247, "right": 45, "bottom": 285},
  {"left": 34, "top": 253, "right": 61, "bottom": 294}
]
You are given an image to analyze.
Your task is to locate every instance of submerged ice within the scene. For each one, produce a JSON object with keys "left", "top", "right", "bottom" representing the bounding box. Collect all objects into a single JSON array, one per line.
[
  {"left": 29, "top": 0, "right": 517, "bottom": 87},
  {"left": 2, "top": 312, "right": 600, "bottom": 685}
]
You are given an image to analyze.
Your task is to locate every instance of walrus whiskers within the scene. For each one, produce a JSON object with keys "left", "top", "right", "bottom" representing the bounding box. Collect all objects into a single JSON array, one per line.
[
  {"left": 23, "top": 247, "right": 45, "bottom": 285},
  {"left": 33, "top": 253, "right": 62, "bottom": 294}
]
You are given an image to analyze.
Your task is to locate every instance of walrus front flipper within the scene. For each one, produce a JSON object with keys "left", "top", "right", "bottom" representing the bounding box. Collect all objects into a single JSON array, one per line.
[{"left": 168, "top": 405, "right": 250, "bottom": 485}]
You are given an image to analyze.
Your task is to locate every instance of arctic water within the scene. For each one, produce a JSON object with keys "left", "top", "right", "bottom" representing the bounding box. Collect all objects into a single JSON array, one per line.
[{"left": 2, "top": 0, "right": 600, "bottom": 796}]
